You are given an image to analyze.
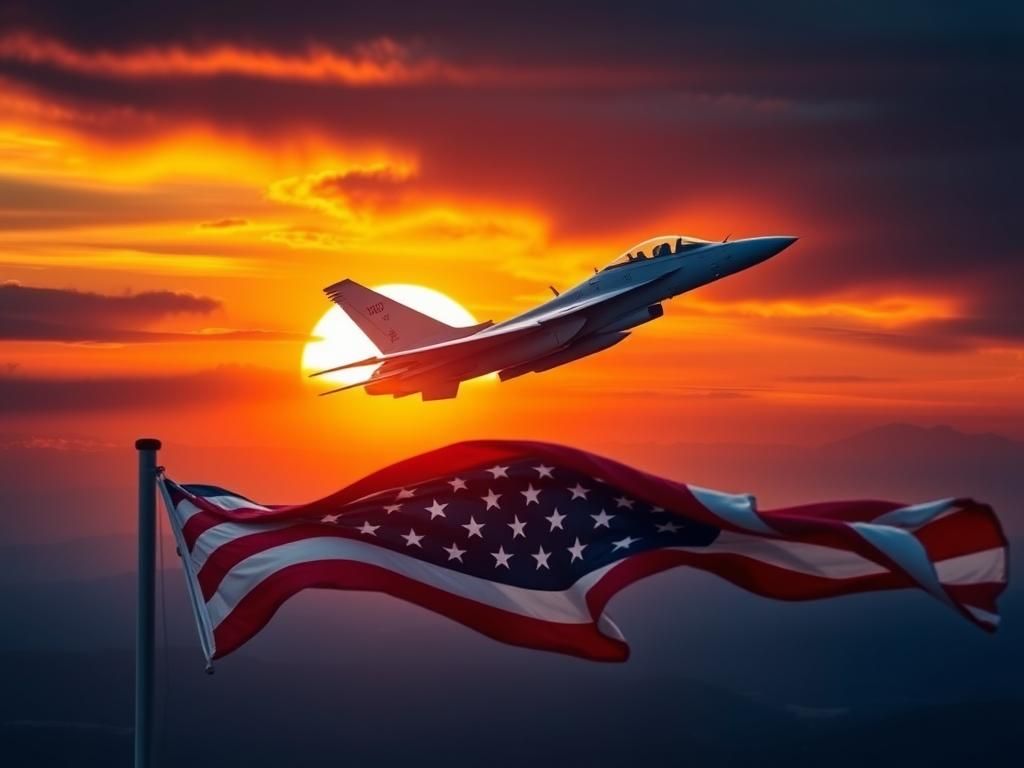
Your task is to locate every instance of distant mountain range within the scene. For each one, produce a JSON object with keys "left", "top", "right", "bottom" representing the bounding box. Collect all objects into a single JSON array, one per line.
[{"left": 825, "top": 422, "right": 1024, "bottom": 458}]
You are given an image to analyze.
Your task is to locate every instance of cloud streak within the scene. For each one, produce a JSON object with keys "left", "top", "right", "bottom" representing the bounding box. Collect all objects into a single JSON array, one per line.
[
  {"left": 0, "top": 33, "right": 456, "bottom": 86},
  {"left": 0, "top": 283, "right": 304, "bottom": 343},
  {"left": 0, "top": 32, "right": 668, "bottom": 89},
  {"left": 0, "top": 364, "right": 298, "bottom": 412}
]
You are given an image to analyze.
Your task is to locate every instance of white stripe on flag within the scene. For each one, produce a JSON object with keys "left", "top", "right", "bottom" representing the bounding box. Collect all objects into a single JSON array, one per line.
[
  {"left": 190, "top": 520, "right": 290, "bottom": 568},
  {"left": 687, "top": 486, "right": 775, "bottom": 535},
  {"left": 873, "top": 498, "right": 957, "bottom": 529},
  {"left": 679, "top": 532, "right": 889, "bottom": 579},
  {"left": 851, "top": 522, "right": 952, "bottom": 605},
  {"left": 203, "top": 494, "right": 273, "bottom": 512},
  {"left": 963, "top": 604, "right": 1000, "bottom": 627},
  {"left": 933, "top": 547, "right": 1006, "bottom": 585}
]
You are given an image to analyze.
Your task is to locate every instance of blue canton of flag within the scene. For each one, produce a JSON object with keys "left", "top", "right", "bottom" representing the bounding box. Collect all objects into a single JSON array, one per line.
[{"left": 316, "top": 460, "right": 720, "bottom": 591}]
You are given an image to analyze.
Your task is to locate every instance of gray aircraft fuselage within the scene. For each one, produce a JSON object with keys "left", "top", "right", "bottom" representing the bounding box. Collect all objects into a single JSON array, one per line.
[{"left": 317, "top": 235, "right": 796, "bottom": 399}]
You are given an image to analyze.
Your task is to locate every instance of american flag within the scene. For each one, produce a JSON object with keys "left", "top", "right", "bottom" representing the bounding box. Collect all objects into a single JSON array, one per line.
[{"left": 158, "top": 440, "right": 1008, "bottom": 663}]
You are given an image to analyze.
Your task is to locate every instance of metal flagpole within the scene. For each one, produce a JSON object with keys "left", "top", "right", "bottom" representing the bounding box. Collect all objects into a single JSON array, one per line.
[{"left": 135, "top": 438, "right": 161, "bottom": 768}]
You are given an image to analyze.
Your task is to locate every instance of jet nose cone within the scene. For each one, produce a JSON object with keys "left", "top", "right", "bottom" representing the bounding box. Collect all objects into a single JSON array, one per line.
[
  {"left": 760, "top": 235, "right": 798, "bottom": 256},
  {"left": 741, "top": 235, "right": 797, "bottom": 265}
]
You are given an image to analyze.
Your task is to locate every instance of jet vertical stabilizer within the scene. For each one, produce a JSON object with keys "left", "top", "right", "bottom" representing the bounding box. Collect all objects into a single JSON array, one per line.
[{"left": 324, "top": 279, "right": 489, "bottom": 354}]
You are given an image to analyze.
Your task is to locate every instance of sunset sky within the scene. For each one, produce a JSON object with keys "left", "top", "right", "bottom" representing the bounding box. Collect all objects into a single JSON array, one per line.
[
  {"left": 1, "top": 1, "right": 1021, "bottom": 506},
  {"left": 1, "top": 8, "right": 1022, "bottom": 765}
]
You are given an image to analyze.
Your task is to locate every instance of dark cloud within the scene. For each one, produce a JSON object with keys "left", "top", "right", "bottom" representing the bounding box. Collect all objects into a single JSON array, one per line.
[
  {"left": 0, "top": 176, "right": 254, "bottom": 232},
  {"left": 0, "top": 364, "right": 298, "bottom": 412},
  {"left": 0, "top": 282, "right": 305, "bottom": 342},
  {"left": 780, "top": 375, "right": 898, "bottom": 384},
  {"left": 1, "top": 280, "right": 217, "bottom": 325},
  {"left": 198, "top": 217, "right": 248, "bottom": 229}
]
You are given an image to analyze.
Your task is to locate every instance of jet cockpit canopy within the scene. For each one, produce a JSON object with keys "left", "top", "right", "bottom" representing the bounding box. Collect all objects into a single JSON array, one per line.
[{"left": 603, "top": 235, "right": 711, "bottom": 270}]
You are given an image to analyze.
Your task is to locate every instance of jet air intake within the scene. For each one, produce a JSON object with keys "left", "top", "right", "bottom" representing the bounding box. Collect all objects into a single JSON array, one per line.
[
  {"left": 598, "top": 303, "right": 664, "bottom": 335},
  {"left": 499, "top": 331, "right": 630, "bottom": 381}
]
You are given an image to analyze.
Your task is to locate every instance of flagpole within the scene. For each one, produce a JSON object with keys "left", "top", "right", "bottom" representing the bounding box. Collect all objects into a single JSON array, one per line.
[{"left": 135, "top": 438, "right": 161, "bottom": 768}]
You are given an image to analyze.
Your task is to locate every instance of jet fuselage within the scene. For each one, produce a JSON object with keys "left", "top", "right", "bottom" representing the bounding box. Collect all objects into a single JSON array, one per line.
[{"left": 318, "top": 235, "right": 796, "bottom": 399}]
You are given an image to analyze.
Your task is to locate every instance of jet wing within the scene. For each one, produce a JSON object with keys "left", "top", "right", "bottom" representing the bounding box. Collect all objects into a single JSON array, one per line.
[
  {"left": 310, "top": 276, "right": 666, "bottom": 378},
  {"left": 309, "top": 317, "right": 543, "bottom": 377}
]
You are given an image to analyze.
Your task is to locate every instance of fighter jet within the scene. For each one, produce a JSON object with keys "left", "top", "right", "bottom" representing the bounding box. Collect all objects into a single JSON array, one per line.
[{"left": 312, "top": 234, "right": 796, "bottom": 400}]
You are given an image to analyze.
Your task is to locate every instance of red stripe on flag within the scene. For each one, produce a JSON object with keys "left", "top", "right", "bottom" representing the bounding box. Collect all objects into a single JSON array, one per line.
[
  {"left": 915, "top": 502, "right": 1007, "bottom": 562},
  {"left": 212, "top": 559, "right": 629, "bottom": 662},
  {"left": 584, "top": 547, "right": 910, "bottom": 619}
]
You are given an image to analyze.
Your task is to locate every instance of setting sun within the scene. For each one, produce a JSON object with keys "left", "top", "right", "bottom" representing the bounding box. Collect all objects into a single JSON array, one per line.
[{"left": 301, "top": 283, "right": 483, "bottom": 386}]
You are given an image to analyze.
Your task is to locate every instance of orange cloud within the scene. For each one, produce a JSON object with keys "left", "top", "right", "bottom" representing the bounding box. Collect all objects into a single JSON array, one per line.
[
  {"left": 0, "top": 33, "right": 466, "bottom": 86},
  {"left": 682, "top": 294, "right": 960, "bottom": 327},
  {"left": 265, "top": 166, "right": 547, "bottom": 259},
  {"left": 267, "top": 166, "right": 415, "bottom": 219},
  {"left": 0, "top": 32, "right": 676, "bottom": 90}
]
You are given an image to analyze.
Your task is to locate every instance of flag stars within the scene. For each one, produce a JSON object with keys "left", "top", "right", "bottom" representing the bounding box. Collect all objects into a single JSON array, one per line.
[
  {"left": 521, "top": 484, "right": 541, "bottom": 505},
  {"left": 321, "top": 513, "right": 341, "bottom": 524},
  {"left": 487, "top": 465, "right": 510, "bottom": 479},
  {"left": 492, "top": 546, "right": 513, "bottom": 569},
  {"left": 396, "top": 488, "right": 416, "bottom": 500},
  {"left": 357, "top": 521, "right": 379, "bottom": 536},
  {"left": 614, "top": 496, "right": 635, "bottom": 510},
  {"left": 443, "top": 542, "right": 466, "bottom": 563},
  {"left": 463, "top": 516, "right": 485, "bottom": 538},
  {"left": 569, "top": 483, "right": 590, "bottom": 500},
  {"left": 482, "top": 489, "right": 502, "bottom": 510},
  {"left": 401, "top": 529, "right": 424, "bottom": 548},
  {"left": 533, "top": 464, "right": 555, "bottom": 479},
  {"left": 425, "top": 499, "right": 448, "bottom": 519},
  {"left": 591, "top": 509, "right": 614, "bottom": 528},
  {"left": 383, "top": 503, "right": 402, "bottom": 515},
  {"left": 612, "top": 536, "right": 639, "bottom": 551},
  {"left": 448, "top": 477, "right": 468, "bottom": 492},
  {"left": 568, "top": 538, "right": 587, "bottom": 562},
  {"left": 656, "top": 521, "right": 683, "bottom": 534},
  {"left": 545, "top": 509, "right": 566, "bottom": 531},
  {"left": 508, "top": 515, "right": 527, "bottom": 538},
  {"left": 532, "top": 546, "right": 551, "bottom": 570}
]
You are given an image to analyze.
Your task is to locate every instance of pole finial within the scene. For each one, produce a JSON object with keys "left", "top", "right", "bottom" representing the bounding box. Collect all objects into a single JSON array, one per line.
[{"left": 135, "top": 438, "right": 162, "bottom": 451}]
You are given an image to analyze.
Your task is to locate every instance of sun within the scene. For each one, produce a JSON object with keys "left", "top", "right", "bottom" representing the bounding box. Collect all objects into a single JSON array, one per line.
[{"left": 302, "top": 283, "right": 483, "bottom": 387}]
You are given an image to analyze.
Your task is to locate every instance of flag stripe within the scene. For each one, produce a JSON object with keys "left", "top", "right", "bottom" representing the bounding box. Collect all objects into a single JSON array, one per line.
[
  {"left": 933, "top": 547, "right": 1007, "bottom": 585},
  {"left": 212, "top": 559, "right": 630, "bottom": 661}
]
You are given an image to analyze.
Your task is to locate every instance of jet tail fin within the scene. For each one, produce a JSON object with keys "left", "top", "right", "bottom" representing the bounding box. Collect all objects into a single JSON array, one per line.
[{"left": 324, "top": 280, "right": 480, "bottom": 354}]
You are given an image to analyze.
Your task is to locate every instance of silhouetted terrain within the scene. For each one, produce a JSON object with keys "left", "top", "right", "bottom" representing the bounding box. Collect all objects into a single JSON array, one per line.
[{"left": 1, "top": 647, "right": 1021, "bottom": 768}]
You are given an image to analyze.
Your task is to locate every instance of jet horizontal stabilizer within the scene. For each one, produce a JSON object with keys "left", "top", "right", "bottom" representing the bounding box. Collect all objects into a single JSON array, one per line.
[
  {"left": 309, "top": 356, "right": 382, "bottom": 377},
  {"left": 318, "top": 381, "right": 369, "bottom": 396}
]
